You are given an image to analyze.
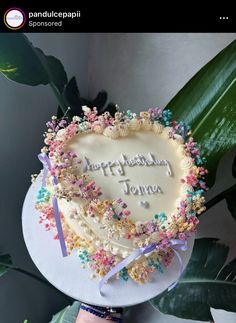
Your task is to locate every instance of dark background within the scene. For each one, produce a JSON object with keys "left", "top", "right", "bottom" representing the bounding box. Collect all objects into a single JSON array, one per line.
[{"left": 0, "top": 1, "right": 235, "bottom": 32}]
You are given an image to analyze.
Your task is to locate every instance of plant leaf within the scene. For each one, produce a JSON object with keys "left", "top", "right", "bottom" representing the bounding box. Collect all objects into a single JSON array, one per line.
[
  {"left": 150, "top": 238, "right": 236, "bottom": 321},
  {"left": 35, "top": 48, "right": 68, "bottom": 93},
  {"left": 61, "top": 78, "right": 118, "bottom": 119},
  {"left": 99, "top": 102, "right": 118, "bottom": 117},
  {"left": 233, "top": 154, "right": 236, "bottom": 178},
  {"left": 225, "top": 186, "right": 236, "bottom": 220},
  {"left": 224, "top": 156, "right": 236, "bottom": 220},
  {"left": 80, "top": 90, "right": 108, "bottom": 110},
  {"left": 91, "top": 90, "right": 108, "bottom": 110},
  {"left": 0, "top": 34, "right": 68, "bottom": 111},
  {"left": 0, "top": 254, "right": 12, "bottom": 277},
  {"left": 166, "top": 40, "right": 236, "bottom": 187},
  {"left": 49, "top": 301, "right": 80, "bottom": 323},
  {"left": 61, "top": 77, "right": 83, "bottom": 119}
]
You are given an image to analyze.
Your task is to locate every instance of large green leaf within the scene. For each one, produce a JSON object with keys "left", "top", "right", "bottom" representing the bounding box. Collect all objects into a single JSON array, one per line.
[
  {"left": 150, "top": 238, "right": 236, "bottom": 321},
  {"left": 49, "top": 301, "right": 80, "bottom": 323},
  {"left": 166, "top": 40, "right": 236, "bottom": 187},
  {"left": 0, "top": 34, "right": 68, "bottom": 111},
  {"left": 0, "top": 254, "right": 12, "bottom": 277}
]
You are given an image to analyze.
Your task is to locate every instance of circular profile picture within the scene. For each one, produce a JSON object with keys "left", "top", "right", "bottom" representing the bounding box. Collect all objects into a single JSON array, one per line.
[{"left": 4, "top": 8, "right": 26, "bottom": 30}]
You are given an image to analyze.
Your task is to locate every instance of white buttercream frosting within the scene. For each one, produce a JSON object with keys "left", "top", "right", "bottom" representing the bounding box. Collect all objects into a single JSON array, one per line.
[
  {"left": 141, "top": 119, "right": 153, "bottom": 130},
  {"left": 180, "top": 183, "right": 194, "bottom": 196},
  {"left": 103, "top": 125, "right": 120, "bottom": 139},
  {"left": 119, "top": 124, "right": 129, "bottom": 137},
  {"left": 162, "top": 126, "right": 173, "bottom": 138},
  {"left": 174, "top": 134, "right": 184, "bottom": 144},
  {"left": 180, "top": 157, "right": 194, "bottom": 170},
  {"left": 177, "top": 144, "right": 186, "bottom": 157},
  {"left": 153, "top": 122, "right": 164, "bottom": 134},
  {"left": 92, "top": 121, "right": 105, "bottom": 134},
  {"left": 129, "top": 118, "right": 141, "bottom": 131}
]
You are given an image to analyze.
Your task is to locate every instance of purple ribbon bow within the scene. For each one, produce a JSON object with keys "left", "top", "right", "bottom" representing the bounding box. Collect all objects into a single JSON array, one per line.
[
  {"left": 99, "top": 239, "right": 187, "bottom": 294},
  {"left": 38, "top": 153, "right": 67, "bottom": 257}
]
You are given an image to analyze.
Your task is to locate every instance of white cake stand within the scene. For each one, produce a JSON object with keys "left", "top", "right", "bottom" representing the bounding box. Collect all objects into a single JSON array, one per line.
[{"left": 22, "top": 178, "right": 194, "bottom": 307}]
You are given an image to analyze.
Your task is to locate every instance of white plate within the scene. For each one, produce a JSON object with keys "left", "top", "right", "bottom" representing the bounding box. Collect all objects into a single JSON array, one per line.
[{"left": 22, "top": 177, "right": 194, "bottom": 307}]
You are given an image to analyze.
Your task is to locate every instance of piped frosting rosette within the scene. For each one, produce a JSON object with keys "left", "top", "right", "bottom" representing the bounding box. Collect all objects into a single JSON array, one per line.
[{"left": 34, "top": 107, "right": 208, "bottom": 286}]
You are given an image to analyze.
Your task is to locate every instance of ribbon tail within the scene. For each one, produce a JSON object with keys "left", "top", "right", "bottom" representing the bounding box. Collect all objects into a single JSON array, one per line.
[
  {"left": 38, "top": 153, "right": 67, "bottom": 257},
  {"left": 99, "top": 243, "right": 157, "bottom": 295},
  {"left": 52, "top": 197, "right": 67, "bottom": 257},
  {"left": 41, "top": 165, "right": 47, "bottom": 187},
  {"left": 38, "top": 153, "right": 49, "bottom": 187},
  {"left": 170, "top": 239, "right": 187, "bottom": 251},
  {"left": 99, "top": 248, "right": 143, "bottom": 295}
]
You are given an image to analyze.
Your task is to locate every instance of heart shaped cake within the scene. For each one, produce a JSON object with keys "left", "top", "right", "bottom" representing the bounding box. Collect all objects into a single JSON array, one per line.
[{"left": 35, "top": 107, "right": 207, "bottom": 285}]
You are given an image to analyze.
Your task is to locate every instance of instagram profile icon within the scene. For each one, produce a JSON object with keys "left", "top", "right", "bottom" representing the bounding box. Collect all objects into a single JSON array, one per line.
[{"left": 4, "top": 8, "right": 26, "bottom": 30}]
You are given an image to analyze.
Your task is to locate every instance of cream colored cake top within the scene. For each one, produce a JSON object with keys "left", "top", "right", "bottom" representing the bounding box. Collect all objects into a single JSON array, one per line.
[
  {"left": 57, "top": 127, "right": 192, "bottom": 256},
  {"left": 66, "top": 131, "right": 185, "bottom": 220}
]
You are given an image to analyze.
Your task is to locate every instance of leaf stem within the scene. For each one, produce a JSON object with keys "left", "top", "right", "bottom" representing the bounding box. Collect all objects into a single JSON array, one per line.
[
  {"left": 49, "top": 82, "right": 67, "bottom": 114},
  {"left": 199, "top": 183, "right": 236, "bottom": 217}
]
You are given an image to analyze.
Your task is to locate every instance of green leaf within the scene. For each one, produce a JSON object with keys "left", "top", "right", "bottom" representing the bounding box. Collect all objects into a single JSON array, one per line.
[
  {"left": 35, "top": 48, "right": 68, "bottom": 93},
  {"left": 150, "top": 238, "right": 236, "bottom": 321},
  {"left": 0, "top": 34, "right": 68, "bottom": 112},
  {"left": 0, "top": 254, "right": 12, "bottom": 277},
  {"left": 49, "top": 301, "right": 80, "bottom": 323},
  {"left": 166, "top": 40, "right": 236, "bottom": 187}
]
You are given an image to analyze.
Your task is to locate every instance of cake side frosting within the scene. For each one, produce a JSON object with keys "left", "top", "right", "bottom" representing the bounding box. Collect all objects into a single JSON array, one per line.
[{"left": 35, "top": 107, "right": 207, "bottom": 284}]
